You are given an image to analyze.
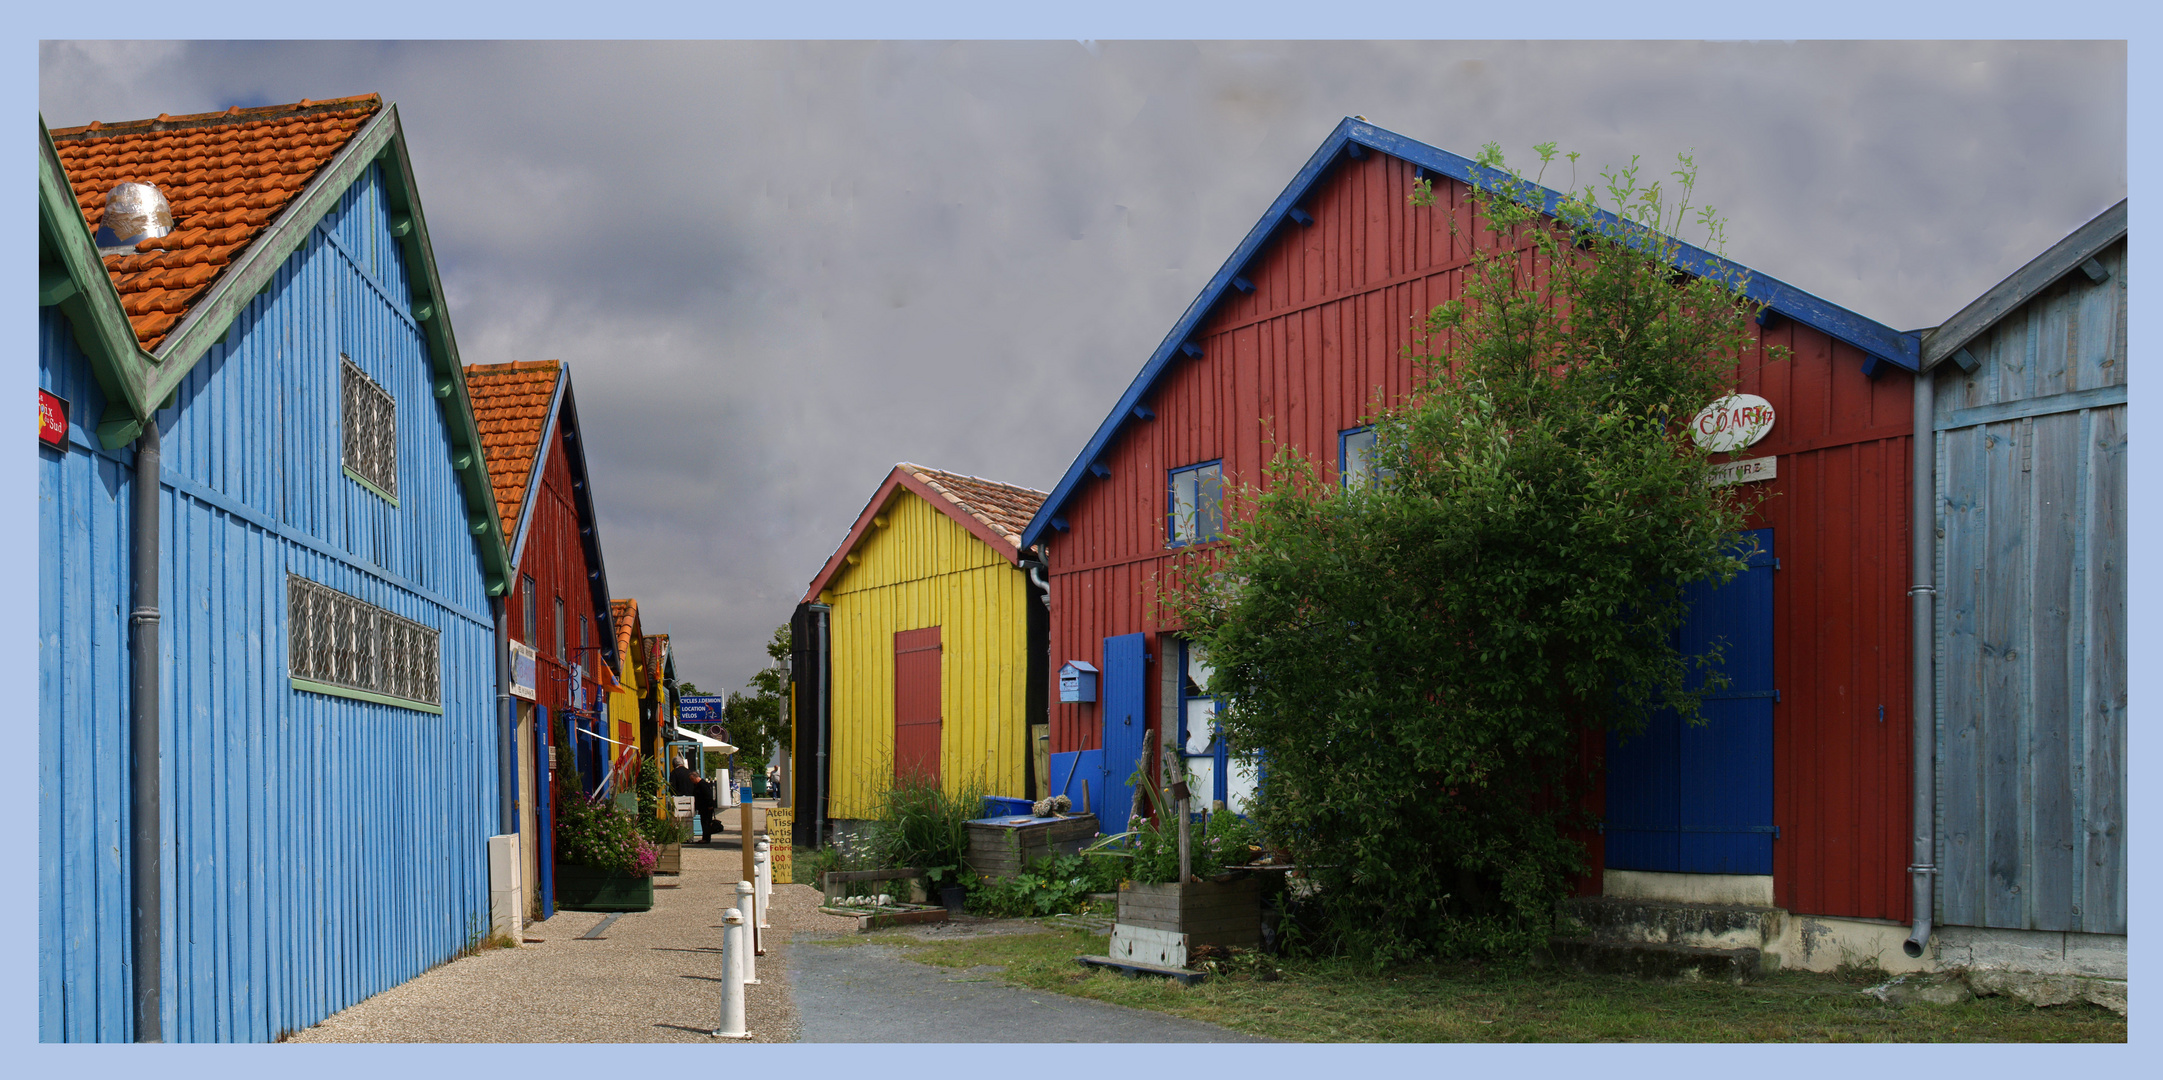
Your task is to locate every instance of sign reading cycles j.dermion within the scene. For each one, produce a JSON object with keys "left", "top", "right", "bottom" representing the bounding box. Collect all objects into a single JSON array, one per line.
[{"left": 1691, "top": 393, "right": 1775, "bottom": 453}]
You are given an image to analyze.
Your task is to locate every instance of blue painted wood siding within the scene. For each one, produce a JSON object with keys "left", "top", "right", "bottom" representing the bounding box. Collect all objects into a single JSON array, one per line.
[
  {"left": 1933, "top": 238, "right": 2126, "bottom": 935},
  {"left": 39, "top": 307, "right": 139, "bottom": 1043},
  {"left": 39, "top": 162, "right": 500, "bottom": 1042}
]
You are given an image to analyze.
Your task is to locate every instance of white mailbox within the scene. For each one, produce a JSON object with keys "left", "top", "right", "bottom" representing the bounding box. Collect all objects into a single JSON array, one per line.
[{"left": 1059, "top": 660, "right": 1099, "bottom": 704}]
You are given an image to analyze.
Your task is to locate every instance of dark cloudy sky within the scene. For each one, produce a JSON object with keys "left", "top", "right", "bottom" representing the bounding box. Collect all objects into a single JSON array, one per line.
[{"left": 37, "top": 40, "right": 2127, "bottom": 693}]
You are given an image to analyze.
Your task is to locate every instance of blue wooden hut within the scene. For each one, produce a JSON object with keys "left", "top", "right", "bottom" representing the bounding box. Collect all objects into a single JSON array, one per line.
[
  {"left": 1912, "top": 201, "right": 2126, "bottom": 974},
  {"left": 38, "top": 95, "right": 518, "bottom": 1042}
]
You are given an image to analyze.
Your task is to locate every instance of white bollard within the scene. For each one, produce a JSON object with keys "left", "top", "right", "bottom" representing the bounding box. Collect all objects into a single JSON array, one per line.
[
  {"left": 736, "top": 880, "right": 761, "bottom": 982},
  {"left": 713, "top": 907, "right": 750, "bottom": 1039},
  {"left": 754, "top": 838, "right": 773, "bottom": 929}
]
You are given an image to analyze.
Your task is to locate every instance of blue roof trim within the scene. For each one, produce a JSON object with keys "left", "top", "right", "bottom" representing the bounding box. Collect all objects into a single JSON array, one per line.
[{"left": 1019, "top": 118, "right": 1919, "bottom": 550}]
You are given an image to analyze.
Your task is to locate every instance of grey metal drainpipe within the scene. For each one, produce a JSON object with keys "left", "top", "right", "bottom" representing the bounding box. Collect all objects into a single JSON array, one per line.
[
  {"left": 810, "top": 603, "right": 832, "bottom": 848},
  {"left": 1905, "top": 367, "right": 1937, "bottom": 958},
  {"left": 496, "top": 597, "right": 515, "bottom": 835},
  {"left": 130, "top": 417, "right": 163, "bottom": 1042}
]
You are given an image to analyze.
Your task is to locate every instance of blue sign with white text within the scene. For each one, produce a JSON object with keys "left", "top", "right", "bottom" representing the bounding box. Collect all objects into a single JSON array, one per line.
[{"left": 679, "top": 695, "right": 727, "bottom": 723}]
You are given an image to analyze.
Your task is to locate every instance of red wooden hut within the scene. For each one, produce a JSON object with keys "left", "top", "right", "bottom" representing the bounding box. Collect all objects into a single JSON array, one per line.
[
  {"left": 1017, "top": 119, "right": 1925, "bottom": 963},
  {"left": 467, "top": 359, "right": 617, "bottom": 920}
]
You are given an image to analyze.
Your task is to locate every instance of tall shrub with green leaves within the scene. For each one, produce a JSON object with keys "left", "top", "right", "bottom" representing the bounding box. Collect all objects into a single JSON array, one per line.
[{"left": 1166, "top": 145, "right": 1773, "bottom": 962}]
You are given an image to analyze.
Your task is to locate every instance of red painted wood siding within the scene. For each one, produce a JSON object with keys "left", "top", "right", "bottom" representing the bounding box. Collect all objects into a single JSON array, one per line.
[
  {"left": 894, "top": 626, "right": 943, "bottom": 784},
  {"left": 1042, "top": 151, "right": 1912, "bottom": 921},
  {"left": 512, "top": 425, "right": 607, "bottom": 719}
]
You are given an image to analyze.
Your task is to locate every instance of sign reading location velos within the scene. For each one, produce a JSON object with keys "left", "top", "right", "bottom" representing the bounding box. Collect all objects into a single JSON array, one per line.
[{"left": 1690, "top": 393, "right": 1776, "bottom": 453}]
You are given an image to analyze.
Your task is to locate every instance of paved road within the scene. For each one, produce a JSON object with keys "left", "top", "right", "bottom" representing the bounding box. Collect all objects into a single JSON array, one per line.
[{"left": 789, "top": 933, "right": 1268, "bottom": 1042}]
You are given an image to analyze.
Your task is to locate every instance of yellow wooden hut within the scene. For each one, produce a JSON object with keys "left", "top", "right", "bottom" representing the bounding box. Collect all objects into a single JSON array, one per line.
[{"left": 802, "top": 464, "right": 1049, "bottom": 820}]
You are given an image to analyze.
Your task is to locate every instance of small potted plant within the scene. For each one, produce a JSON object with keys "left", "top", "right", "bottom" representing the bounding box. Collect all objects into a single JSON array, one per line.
[
  {"left": 641, "top": 811, "right": 690, "bottom": 874},
  {"left": 553, "top": 792, "right": 660, "bottom": 911}
]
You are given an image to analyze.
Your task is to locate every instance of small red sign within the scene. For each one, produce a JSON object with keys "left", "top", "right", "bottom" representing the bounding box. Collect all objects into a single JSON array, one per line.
[{"left": 38, "top": 389, "right": 69, "bottom": 448}]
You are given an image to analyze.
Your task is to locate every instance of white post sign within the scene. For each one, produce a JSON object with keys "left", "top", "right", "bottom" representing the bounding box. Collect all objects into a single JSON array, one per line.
[{"left": 1691, "top": 393, "right": 1776, "bottom": 453}]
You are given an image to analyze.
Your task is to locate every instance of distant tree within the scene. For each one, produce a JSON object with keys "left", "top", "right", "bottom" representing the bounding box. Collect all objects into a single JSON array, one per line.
[{"left": 723, "top": 624, "right": 792, "bottom": 776}]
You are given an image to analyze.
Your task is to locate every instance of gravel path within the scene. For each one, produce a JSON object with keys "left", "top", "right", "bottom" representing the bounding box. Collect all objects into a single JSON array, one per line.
[
  {"left": 291, "top": 809, "right": 843, "bottom": 1043},
  {"left": 287, "top": 806, "right": 1256, "bottom": 1044}
]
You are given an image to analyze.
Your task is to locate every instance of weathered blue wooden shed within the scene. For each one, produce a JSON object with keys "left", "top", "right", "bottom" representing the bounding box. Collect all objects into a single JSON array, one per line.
[
  {"left": 1912, "top": 201, "right": 2126, "bottom": 963},
  {"left": 38, "top": 95, "right": 518, "bottom": 1042}
]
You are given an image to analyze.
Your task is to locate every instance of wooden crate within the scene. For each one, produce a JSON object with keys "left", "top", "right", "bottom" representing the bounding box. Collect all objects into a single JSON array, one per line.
[
  {"left": 1115, "top": 877, "right": 1262, "bottom": 949},
  {"left": 965, "top": 814, "right": 1101, "bottom": 879}
]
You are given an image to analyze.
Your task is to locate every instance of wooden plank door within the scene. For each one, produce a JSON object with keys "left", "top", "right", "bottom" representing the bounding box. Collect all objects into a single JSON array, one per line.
[
  {"left": 1101, "top": 633, "right": 1150, "bottom": 829},
  {"left": 1607, "top": 529, "right": 1778, "bottom": 875},
  {"left": 893, "top": 627, "right": 943, "bottom": 785}
]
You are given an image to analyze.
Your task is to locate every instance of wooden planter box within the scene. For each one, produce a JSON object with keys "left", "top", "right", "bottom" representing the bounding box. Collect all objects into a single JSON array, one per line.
[
  {"left": 965, "top": 813, "right": 1100, "bottom": 879},
  {"left": 1111, "top": 877, "right": 1261, "bottom": 967},
  {"left": 553, "top": 863, "right": 656, "bottom": 912},
  {"left": 653, "top": 843, "right": 683, "bottom": 875}
]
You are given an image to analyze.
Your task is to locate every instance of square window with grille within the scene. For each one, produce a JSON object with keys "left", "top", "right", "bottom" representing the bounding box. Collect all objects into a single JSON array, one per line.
[
  {"left": 341, "top": 356, "right": 398, "bottom": 500},
  {"left": 288, "top": 574, "right": 441, "bottom": 709}
]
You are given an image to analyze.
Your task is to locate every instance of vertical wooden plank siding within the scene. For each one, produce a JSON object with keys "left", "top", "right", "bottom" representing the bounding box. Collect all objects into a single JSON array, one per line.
[
  {"left": 39, "top": 308, "right": 138, "bottom": 1042},
  {"left": 1044, "top": 150, "right": 1915, "bottom": 920},
  {"left": 824, "top": 490, "right": 1029, "bottom": 818},
  {"left": 39, "top": 163, "right": 499, "bottom": 1042},
  {"left": 1933, "top": 240, "right": 2126, "bottom": 934}
]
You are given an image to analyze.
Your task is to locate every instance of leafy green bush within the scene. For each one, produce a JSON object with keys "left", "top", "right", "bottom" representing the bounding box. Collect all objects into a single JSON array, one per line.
[
  {"left": 1167, "top": 145, "right": 1771, "bottom": 962},
  {"left": 969, "top": 852, "right": 1126, "bottom": 917}
]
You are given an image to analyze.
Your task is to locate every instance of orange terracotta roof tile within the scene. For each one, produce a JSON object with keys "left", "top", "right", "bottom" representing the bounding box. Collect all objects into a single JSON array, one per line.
[
  {"left": 900, "top": 464, "right": 1049, "bottom": 548},
  {"left": 49, "top": 95, "right": 383, "bottom": 351},
  {"left": 463, "top": 360, "right": 564, "bottom": 541},
  {"left": 611, "top": 599, "right": 641, "bottom": 672}
]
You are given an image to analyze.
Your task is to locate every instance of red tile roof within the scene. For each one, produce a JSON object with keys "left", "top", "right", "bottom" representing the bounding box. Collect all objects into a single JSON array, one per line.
[
  {"left": 464, "top": 360, "right": 563, "bottom": 542},
  {"left": 48, "top": 95, "right": 382, "bottom": 351},
  {"left": 611, "top": 599, "right": 642, "bottom": 678},
  {"left": 900, "top": 464, "right": 1048, "bottom": 548}
]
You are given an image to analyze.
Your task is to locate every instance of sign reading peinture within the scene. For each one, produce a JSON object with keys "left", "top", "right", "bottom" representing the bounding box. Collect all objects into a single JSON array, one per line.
[
  {"left": 1691, "top": 393, "right": 1776, "bottom": 453},
  {"left": 679, "top": 695, "right": 726, "bottom": 723},
  {"left": 1709, "top": 455, "right": 1777, "bottom": 487},
  {"left": 38, "top": 389, "right": 68, "bottom": 448}
]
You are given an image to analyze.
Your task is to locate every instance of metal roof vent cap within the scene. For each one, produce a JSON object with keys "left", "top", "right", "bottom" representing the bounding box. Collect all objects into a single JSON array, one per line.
[{"left": 95, "top": 181, "right": 173, "bottom": 255}]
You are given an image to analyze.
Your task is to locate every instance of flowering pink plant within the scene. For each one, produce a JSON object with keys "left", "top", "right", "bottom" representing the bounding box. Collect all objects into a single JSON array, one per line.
[{"left": 554, "top": 793, "right": 659, "bottom": 878}]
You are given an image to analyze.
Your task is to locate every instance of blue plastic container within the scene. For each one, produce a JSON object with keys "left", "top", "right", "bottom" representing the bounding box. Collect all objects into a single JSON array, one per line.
[{"left": 982, "top": 796, "right": 1035, "bottom": 818}]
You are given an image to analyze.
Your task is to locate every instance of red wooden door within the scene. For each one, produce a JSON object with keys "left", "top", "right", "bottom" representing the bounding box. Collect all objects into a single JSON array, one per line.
[{"left": 893, "top": 627, "right": 943, "bottom": 784}]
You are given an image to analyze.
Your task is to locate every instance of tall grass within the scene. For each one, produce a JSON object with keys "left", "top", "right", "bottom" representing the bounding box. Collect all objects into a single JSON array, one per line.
[{"left": 870, "top": 772, "right": 989, "bottom": 886}]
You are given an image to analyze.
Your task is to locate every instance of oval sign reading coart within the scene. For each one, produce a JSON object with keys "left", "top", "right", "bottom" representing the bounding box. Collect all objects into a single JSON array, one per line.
[{"left": 1691, "top": 393, "right": 1776, "bottom": 453}]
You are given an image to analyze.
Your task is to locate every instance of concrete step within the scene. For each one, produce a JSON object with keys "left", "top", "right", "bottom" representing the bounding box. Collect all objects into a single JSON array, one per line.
[
  {"left": 1544, "top": 936, "right": 1761, "bottom": 983},
  {"left": 1559, "top": 896, "right": 1784, "bottom": 952}
]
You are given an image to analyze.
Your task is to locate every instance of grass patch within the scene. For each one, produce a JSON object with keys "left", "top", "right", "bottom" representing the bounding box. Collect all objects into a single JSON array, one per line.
[{"left": 861, "top": 928, "right": 2125, "bottom": 1043}]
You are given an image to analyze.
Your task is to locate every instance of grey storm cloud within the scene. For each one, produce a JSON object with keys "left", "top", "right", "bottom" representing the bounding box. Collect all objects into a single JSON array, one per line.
[{"left": 39, "top": 39, "right": 2125, "bottom": 692}]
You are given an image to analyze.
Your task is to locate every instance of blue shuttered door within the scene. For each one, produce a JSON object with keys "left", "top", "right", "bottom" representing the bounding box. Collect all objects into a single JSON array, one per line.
[
  {"left": 1607, "top": 529, "right": 1776, "bottom": 875},
  {"left": 1100, "top": 633, "right": 1149, "bottom": 830}
]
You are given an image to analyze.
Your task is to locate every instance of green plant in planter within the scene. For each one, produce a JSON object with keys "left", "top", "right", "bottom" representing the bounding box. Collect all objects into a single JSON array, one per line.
[
  {"left": 1117, "top": 808, "right": 1263, "bottom": 884},
  {"left": 554, "top": 792, "right": 658, "bottom": 877},
  {"left": 639, "top": 811, "right": 688, "bottom": 847}
]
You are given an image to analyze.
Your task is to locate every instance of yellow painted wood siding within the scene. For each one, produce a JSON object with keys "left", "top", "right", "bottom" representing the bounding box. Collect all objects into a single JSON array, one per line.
[{"left": 826, "top": 489, "right": 1029, "bottom": 818}]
